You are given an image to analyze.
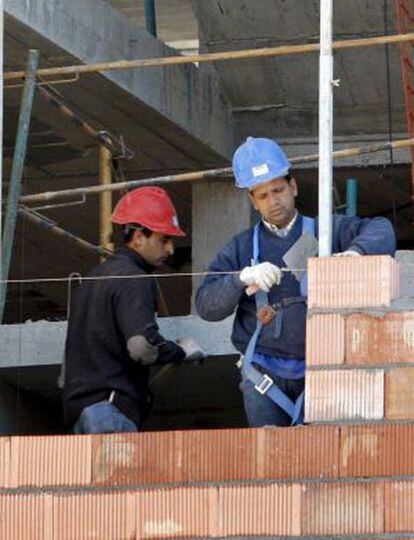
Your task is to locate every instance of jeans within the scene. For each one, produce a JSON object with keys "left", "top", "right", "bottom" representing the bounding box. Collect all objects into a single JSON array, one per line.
[
  {"left": 240, "top": 374, "right": 305, "bottom": 427},
  {"left": 73, "top": 400, "right": 139, "bottom": 434}
]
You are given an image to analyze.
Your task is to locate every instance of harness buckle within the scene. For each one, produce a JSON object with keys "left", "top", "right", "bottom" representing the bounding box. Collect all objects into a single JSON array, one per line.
[
  {"left": 254, "top": 374, "right": 273, "bottom": 395},
  {"left": 257, "top": 304, "right": 277, "bottom": 325}
]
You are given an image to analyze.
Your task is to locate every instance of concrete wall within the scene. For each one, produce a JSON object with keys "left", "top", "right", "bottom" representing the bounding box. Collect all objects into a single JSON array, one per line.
[
  {"left": 0, "top": 316, "right": 235, "bottom": 369},
  {"left": 5, "top": 0, "right": 236, "bottom": 161},
  {"left": 191, "top": 181, "right": 251, "bottom": 302}
]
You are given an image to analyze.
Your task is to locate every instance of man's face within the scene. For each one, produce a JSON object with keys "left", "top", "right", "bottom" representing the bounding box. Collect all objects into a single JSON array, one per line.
[
  {"left": 249, "top": 176, "right": 298, "bottom": 228},
  {"left": 132, "top": 231, "right": 175, "bottom": 267}
]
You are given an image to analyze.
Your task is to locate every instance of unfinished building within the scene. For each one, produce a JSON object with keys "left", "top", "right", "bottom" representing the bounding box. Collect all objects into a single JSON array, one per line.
[{"left": 1, "top": 0, "right": 414, "bottom": 537}]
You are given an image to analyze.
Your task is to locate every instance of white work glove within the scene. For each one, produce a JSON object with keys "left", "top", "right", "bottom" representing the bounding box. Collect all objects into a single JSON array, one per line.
[
  {"left": 240, "top": 262, "right": 282, "bottom": 294},
  {"left": 333, "top": 250, "right": 362, "bottom": 257},
  {"left": 177, "top": 337, "right": 205, "bottom": 364}
]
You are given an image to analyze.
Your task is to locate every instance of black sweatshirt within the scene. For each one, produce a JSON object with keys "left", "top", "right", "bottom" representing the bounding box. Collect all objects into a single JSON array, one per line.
[{"left": 62, "top": 247, "right": 185, "bottom": 428}]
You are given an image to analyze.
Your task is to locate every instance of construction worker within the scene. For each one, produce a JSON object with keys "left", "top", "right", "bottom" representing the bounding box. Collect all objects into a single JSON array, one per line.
[
  {"left": 195, "top": 137, "right": 396, "bottom": 427},
  {"left": 63, "top": 186, "right": 204, "bottom": 434}
]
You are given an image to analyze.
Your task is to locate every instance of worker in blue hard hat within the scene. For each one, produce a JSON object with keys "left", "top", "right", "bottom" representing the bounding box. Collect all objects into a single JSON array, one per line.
[{"left": 196, "top": 137, "right": 396, "bottom": 428}]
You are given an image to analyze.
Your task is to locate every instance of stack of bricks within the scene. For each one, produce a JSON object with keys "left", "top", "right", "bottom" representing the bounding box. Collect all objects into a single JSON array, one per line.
[{"left": 305, "top": 254, "right": 414, "bottom": 423}]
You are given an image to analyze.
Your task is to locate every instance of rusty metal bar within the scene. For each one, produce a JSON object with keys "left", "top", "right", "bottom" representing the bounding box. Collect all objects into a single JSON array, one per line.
[
  {"left": 37, "top": 84, "right": 134, "bottom": 159},
  {"left": 396, "top": 0, "right": 414, "bottom": 202},
  {"left": 4, "top": 32, "right": 414, "bottom": 82},
  {"left": 19, "top": 206, "right": 110, "bottom": 257},
  {"left": 19, "top": 136, "right": 414, "bottom": 205},
  {"left": 99, "top": 145, "right": 114, "bottom": 259}
]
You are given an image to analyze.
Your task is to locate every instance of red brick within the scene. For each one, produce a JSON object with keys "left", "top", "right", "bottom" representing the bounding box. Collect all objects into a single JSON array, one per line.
[
  {"left": 340, "top": 423, "right": 414, "bottom": 478},
  {"left": 218, "top": 483, "right": 301, "bottom": 537},
  {"left": 305, "top": 369, "right": 384, "bottom": 422},
  {"left": 346, "top": 312, "right": 414, "bottom": 365},
  {"left": 386, "top": 367, "right": 414, "bottom": 419},
  {"left": 256, "top": 425, "right": 339, "bottom": 480},
  {"left": 0, "top": 437, "right": 10, "bottom": 488},
  {"left": 308, "top": 255, "right": 399, "bottom": 309},
  {"left": 92, "top": 431, "right": 182, "bottom": 486},
  {"left": 92, "top": 427, "right": 339, "bottom": 487},
  {"left": 306, "top": 313, "right": 345, "bottom": 366},
  {"left": 302, "top": 481, "right": 384, "bottom": 535},
  {"left": 52, "top": 491, "right": 135, "bottom": 540},
  {"left": 180, "top": 428, "right": 256, "bottom": 482},
  {"left": 136, "top": 486, "right": 217, "bottom": 538},
  {"left": 385, "top": 481, "right": 414, "bottom": 532},
  {"left": 0, "top": 493, "right": 52, "bottom": 540},
  {"left": 10, "top": 435, "right": 92, "bottom": 488}
]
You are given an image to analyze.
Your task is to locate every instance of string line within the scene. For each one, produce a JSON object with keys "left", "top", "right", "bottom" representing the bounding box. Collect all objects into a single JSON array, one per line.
[{"left": 3, "top": 267, "right": 306, "bottom": 286}]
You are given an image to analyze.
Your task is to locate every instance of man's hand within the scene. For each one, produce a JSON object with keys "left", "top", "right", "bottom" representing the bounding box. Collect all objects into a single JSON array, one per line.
[
  {"left": 240, "top": 262, "right": 282, "bottom": 293},
  {"left": 177, "top": 337, "right": 205, "bottom": 364},
  {"left": 333, "top": 250, "right": 362, "bottom": 257}
]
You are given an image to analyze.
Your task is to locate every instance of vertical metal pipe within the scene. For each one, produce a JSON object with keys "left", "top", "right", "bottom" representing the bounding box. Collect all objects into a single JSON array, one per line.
[
  {"left": 144, "top": 0, "right": 157, "bottom": 37},
  {"left": 318, "top": 0, "right": 333, "bottom": 256},
  {"left": 346, "top": 178, "right": 358, "bottom": 216},
  {"left": 0, "top": 49, "right": 39, "bottom": 321},
  {"left": 99, "top": 145, "right": 114, "bottom": 259},
  {"left": 0, "top": 0, "right": 3, "bottom": 279}
]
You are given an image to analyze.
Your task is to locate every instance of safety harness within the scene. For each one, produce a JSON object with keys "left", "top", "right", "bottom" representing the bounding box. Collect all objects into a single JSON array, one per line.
[{"left": 241, "top": 216, "right": 315, "bottom": 425}]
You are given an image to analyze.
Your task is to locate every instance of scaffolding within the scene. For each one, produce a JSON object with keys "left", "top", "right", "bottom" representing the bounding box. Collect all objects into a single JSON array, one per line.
[{"left": 1, "top": 2, "right": 413, "bottom": 320}]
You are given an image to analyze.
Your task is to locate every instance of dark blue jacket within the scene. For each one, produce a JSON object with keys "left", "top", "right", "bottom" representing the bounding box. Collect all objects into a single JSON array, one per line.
[{"left": 195, "top": 214, "right": 396, "bottom": 359}]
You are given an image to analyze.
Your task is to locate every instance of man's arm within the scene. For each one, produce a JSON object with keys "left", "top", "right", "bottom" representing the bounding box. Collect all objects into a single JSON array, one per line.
[
  {"left": 195, "top": 237, "right": 246, "bottom": 322},
  {"left": 114, "top": 278, "right": 186, "bottom": 366},
  {"left": 332, "top": 215, "right": 396, "bottom": 255}
]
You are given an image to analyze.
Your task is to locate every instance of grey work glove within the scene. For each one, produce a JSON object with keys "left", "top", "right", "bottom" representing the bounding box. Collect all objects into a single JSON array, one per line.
[{"left": 177, "top": 337, "right": 206, "bottom": 364}]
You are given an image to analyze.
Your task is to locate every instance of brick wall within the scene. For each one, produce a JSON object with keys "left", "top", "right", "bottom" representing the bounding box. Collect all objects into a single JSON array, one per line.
[{"left": 1, "top": 424, "right": 414, "bottom": 537}]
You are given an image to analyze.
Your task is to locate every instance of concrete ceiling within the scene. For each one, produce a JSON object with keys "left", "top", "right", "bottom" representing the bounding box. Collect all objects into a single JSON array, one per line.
[{"left": 192, "top": 0, "right": 406, "bottom": 139}]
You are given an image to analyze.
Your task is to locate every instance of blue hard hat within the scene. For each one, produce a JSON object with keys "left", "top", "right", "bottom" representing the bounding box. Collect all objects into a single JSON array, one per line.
[{"left": 232, "top": 137, "right": 291, "bottom": 189}]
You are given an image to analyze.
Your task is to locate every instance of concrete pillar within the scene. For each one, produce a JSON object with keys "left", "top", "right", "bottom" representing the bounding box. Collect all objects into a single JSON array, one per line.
[{"left": 191, "top": 181, "right": 251, "bottom": 307}]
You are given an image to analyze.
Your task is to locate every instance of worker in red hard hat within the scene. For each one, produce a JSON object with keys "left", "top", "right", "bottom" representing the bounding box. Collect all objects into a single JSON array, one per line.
[
  {"left": 111, "top": 186, "right": 186, "bottom": 266},
  {"left": 63, "top": 187, "right": 204, "bottom": 434}
]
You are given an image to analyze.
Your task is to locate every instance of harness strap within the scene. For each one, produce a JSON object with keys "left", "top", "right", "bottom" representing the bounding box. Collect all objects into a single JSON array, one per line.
[{"left": 241, "top": 217, "right": 314, "bottom": 425}]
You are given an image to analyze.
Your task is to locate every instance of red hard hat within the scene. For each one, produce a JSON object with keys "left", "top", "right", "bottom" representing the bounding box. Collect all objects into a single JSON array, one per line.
[{"left": 111, "top": 186, "right": 185, "bottom": 237}]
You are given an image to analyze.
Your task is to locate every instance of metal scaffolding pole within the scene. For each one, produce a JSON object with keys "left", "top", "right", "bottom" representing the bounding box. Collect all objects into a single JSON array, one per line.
[
  {"left": 0, "top": 0, "right": 3, "bottom": 280},
  {"left": 99, "top": 145, "right": 114, "bottom": 257},
  {"left": 18, "top": 136, "right": 414, "bottom": 206},
  {"left": 19, "top": 206, "right": 110, "bottom": 258},
  {"left": 0, "top": 50, "right": 39, "bottom": 321},
  {"left": 144, "top": 0, "right": 157, "bottom": 37},
  {"left": 318, "top": 0, "right": 334, "bottom": 257},
  {"left": 36, "top": 84, "right": 134, "bottom": 160},
  {"left": 4, "top": 32, "right": 414, "bottom": 83}
]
